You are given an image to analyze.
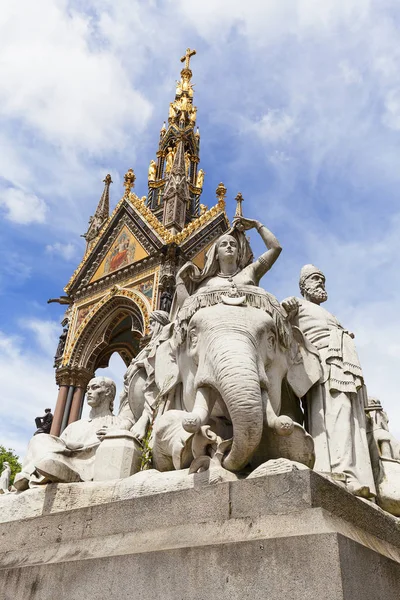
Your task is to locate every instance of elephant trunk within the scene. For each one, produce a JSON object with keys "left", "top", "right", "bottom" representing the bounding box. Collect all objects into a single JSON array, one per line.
[{"left": 200, "top": 332, "right": 264, "bottom": 472}]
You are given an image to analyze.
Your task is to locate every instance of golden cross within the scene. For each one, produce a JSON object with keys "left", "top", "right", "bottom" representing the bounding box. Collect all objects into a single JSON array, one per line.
[{"left": 181, "top": 48, "right": 196, "bottom": 69}]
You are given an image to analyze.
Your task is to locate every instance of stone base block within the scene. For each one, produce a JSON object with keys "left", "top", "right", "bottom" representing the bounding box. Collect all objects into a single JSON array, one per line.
[
  {"left": 93, "top": 430, "right": 142, "bottom": 481},
  {"left": 0, "top": 470, "right": 399, "bottom": 599}
]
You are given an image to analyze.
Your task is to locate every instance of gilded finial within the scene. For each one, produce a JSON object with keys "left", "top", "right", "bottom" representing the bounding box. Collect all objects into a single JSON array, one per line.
[
  {"left": 195, "top": 126, "right": 200, "bottom": 138},
  {"left": 160, "top": 121, "right": 166, "bottom": 136},
  {"left": 234, "top": 192, "right": 244, "bottom": 218},
  {"left": 180, "top": 48, "right": 196, "bottom": 70},
  {"left": 216, "top": 182, "right": 227, "bottom": 203},
  {"left": 124, "top": 168, "right": 135, "bottom": 195}
]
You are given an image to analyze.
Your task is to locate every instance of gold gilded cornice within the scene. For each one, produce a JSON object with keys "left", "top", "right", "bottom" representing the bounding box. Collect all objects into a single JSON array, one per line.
[
  {"left": 65, "top": 185, "right": 227, "bottom": 294},
  {"left": 65, "top": 192, "right": 166, "bottom": 293}
]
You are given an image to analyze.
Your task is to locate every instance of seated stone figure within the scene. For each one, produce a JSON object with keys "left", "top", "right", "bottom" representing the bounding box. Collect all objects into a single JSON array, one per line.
[
  {"left": 34, "top": 408, "right": 53, "bottom": 435},
  {"left": 14, "top": 377, "right": 131, "bottom": 490}
]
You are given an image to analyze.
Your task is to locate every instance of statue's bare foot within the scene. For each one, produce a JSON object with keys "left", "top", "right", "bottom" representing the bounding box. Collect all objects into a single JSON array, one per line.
[
  {"left": 35, "top": 458, "right": 81, "bottom": 484},
  {"left": 274, "top": 415, "right": 294, "bottom": 437},
  {"left": 346, "top": 481, "right": 374, "bottom": 499},
  {"left": 183, "top": 414, "right": 201, "bottom": 433}
]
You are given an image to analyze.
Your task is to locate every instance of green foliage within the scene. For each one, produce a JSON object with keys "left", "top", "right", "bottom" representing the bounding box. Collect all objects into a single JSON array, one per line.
[
  {"left": 139, "top": 425, "right": 153, "bottom": 471},
  {"left": 0, "top": 445, "right": 21, "bottom": 486}
]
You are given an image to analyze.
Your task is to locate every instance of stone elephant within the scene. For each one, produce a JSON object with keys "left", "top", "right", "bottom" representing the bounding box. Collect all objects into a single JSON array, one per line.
[{"left": 154, "top": 288, "right": 322, "bottom": 473}]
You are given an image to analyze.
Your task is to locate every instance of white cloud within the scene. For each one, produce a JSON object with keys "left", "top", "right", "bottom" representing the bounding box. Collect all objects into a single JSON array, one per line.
[
  {"left": 23, "top": 319, "right": 61, "bottom": 357},
  {"left": 46, "top": 242, "right": 76, "bottom": 261},
  {"left": 339, "top": 61, "right": 363, "bottom": 85},
  {"left": 256, "top": 110, "right": 295, "bottom": 143},
  {"left": 0, "top": 2, "right": 152, "bottom": 153},
  {"left": 0, "top": 331, "right": 58, "bottom": 457},
  {"left": 0, "top": 188, "right": 47, "bottom": 224},
  {"left": 382, "top": 89, "right": 400, "bottom": 131}
]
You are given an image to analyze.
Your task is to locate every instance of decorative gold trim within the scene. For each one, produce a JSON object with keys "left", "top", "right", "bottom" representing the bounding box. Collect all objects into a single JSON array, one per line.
[
  {"left": 65, "top": 193, "right": 165, "bottom": 293},
  {"left": 152, "top": 269, "right": 160, "bottom": 311},
  {"left": 62, "top": 286, "right": 151, "bottom": 366},
  {"left": 65, "top": 190, "right": 227, "bottom": 294}
]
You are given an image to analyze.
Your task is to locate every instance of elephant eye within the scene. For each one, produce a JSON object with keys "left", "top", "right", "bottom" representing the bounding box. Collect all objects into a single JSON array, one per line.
[
  {"left": 188, "top": 329, "right": 198, "bottom": 347},
  {"left": 266, "top": 334, "right": 276, "bottom": 351}
]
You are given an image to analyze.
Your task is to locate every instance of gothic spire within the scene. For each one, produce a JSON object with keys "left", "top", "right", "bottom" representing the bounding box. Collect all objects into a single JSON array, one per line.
[
  {"left": 97, "top": 174, "right": 112, "bottom": 221},
  {"left": 82, "top": 174, "right": 112, "bottom": 246},
  {"left": 147, "top": 49, "right": 203, "bottom": 222}
]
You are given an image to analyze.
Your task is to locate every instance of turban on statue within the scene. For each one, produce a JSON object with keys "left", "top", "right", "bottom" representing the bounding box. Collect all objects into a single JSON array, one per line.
[
  {"left": 150, "top": 310, "right": 170, "bottom": 327},
  {"left": 299, "top": 264, "right": 325, "bottom": 292}
]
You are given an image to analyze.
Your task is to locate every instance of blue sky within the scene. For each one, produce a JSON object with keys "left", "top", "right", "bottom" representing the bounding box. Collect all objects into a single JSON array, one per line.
[{"left": 2, "top": 0, "right": 400, "bottom": 457}]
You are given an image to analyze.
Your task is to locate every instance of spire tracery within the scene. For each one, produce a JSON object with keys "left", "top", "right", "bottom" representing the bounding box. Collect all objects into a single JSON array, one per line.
[
  {"left": 146, "top": 49, "right": 203, "bottom": 226},
  {"left": 82, "top": 174, "right": 112, "bottom": 250}
]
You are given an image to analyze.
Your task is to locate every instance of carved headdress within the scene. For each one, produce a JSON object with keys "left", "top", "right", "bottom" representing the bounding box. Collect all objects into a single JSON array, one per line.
[{"left": 299, "top": 264, "right": 325, "bottom": 295}]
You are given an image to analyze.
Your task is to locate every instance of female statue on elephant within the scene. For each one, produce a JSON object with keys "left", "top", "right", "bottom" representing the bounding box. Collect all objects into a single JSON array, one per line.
[{"left": 175, "top": 216, "right": 282, "bottom": 309}]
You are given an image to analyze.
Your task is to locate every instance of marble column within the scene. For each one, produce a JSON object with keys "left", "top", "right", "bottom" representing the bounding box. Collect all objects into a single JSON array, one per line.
[
  {"left": 52, "top": 366, "right": 93, "bottom": 434},
  {"left": 61, "top": 385, "right": 75, "bottom": 433},
  {"left": 68, "top": 386, "right": 86, "bottom": 425},
  {"left": 50, "top": 385, "right": 69, "bottom": 436}
]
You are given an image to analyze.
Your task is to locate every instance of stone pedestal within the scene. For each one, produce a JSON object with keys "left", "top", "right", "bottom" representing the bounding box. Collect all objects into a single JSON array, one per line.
[{"left": 0, "top": 470, "right": 399, "bottom": 599}]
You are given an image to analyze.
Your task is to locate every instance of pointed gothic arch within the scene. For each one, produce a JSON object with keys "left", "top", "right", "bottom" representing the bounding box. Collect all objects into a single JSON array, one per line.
[
  {"left": 69, "top": 290, "right": 150, "bottom": 371},
  {"left": 51, "top": 290, "right": 151, "bottom": 435}
]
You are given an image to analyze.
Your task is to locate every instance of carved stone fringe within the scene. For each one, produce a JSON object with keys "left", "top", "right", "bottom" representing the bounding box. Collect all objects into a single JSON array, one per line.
[{"left": 177, "top": 286, "right": 291, "bottom": 349}]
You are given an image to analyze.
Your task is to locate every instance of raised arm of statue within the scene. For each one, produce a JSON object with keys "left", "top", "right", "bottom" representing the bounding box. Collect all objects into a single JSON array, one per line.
[
  {"left": 233, "top": 216, "right": 282, "bottom": 284},
  {"left": 175, "top": 263, "right": 196, "bottom": 309}
]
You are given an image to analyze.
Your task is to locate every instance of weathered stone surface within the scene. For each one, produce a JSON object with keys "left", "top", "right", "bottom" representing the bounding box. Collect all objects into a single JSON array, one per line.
[
  {"left": 0, "top": 470, "right": 399, "bottom": 599},
  {"left": 0, "top": 464, "right": 239, "bottom": 523}
]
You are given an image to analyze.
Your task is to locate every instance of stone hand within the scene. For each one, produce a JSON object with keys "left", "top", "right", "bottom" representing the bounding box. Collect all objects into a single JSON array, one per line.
[
  {"left": 232, "top": 216, "right": 260, "bottom": 231},
  {"left": 281, "top": 296, "right": 299, "bottom": 317},
  {"left": 96, "top": 425, "right": 108, "bottom": 441}
]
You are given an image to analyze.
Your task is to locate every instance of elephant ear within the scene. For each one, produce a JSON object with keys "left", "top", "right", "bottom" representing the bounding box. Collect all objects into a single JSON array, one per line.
[
  {"left": 286, "top": 326, "right": 323, "bottom": 398},
  {"left": 154, "top": 337, "right": 181, "bottom": 395}
]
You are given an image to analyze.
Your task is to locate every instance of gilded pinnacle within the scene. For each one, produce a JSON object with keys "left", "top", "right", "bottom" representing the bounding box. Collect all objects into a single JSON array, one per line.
[
  {"left": 124, "top": 168, "right": 136, "bottom": 194},
  {"left": 216, "top": 182, "right": 227, "bottom": 201}
]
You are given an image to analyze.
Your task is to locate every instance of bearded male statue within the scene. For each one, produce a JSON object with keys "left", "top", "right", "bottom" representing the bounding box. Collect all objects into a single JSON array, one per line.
[{"left": 282, "top": 265, "right": 376, "bottom": 498}]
